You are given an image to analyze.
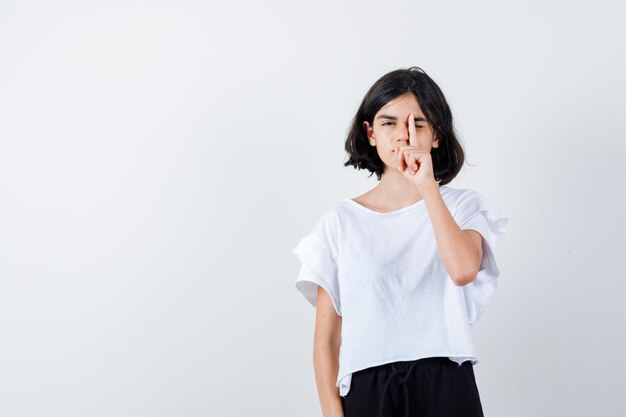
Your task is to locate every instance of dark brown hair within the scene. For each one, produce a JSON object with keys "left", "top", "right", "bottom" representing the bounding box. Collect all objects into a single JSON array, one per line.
[{"left": 344, "top": 66, "right": 465, "bottom": 185}]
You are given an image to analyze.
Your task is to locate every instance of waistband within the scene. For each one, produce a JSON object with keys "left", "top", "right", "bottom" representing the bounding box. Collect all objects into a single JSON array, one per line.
[
  {"left": 366, "top": 356, "right": 453, "bottom": 374},
  {"left": 376, "top": 357, "right": 462, "bottom": 417}
]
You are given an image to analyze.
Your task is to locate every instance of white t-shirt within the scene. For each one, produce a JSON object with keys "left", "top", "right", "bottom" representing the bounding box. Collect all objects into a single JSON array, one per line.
[{"left": 291, "top": 184, "right": 509, "bottom": 398}]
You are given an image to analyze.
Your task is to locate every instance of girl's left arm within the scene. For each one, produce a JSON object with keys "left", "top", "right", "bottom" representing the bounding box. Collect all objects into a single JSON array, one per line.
[{"left": 419, "top": 182, "right": 483, "bottom": 286}]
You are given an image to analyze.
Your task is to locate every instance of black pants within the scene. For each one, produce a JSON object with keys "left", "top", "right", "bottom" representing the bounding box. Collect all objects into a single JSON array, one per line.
[{"left": 341, "top": 357, "right": 485, "bottom": 417}]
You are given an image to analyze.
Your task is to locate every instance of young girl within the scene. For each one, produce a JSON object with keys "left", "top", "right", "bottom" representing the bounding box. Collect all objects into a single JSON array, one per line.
[{"left": 291, "top": 67, "right": 508, "bottom": 417}]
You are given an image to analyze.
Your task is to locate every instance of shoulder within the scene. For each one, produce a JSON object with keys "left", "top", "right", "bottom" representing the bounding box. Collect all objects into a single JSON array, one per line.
[
  {"left": 320, "top": 199, "right": 355, "bottom": 225},
  {"left": 441, "top": 185, "right": 507, "bottom": 224},
  {"left": 442, "top": 185, "right": 508, "bottom": 234},
  {"left": 318, "top": 202, "right": 344, "bottom": 225},
  {"left": 440, "top": 185, "right": 484, "bottom": 210},
  {"left": 308, "top": 203, "right": 344, "bottom": 247}
]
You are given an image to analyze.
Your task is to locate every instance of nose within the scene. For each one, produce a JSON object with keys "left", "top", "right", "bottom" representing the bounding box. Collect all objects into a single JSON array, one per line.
[{"left": 396, "top": 125, "right": 409, "bottom": 143}]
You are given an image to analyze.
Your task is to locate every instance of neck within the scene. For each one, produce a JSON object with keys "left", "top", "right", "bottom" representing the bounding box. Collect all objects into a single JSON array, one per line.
[{"left": 374, "top": 169, "right": 434, "bottom": 205}]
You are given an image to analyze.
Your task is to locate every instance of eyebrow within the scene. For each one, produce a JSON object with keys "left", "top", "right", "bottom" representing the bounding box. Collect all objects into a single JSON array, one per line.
[{"left": 376, "top": 114, "right": 428, "bottom": 122}]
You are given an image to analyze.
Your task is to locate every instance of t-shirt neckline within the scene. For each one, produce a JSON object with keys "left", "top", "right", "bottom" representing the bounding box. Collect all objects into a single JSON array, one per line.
[{"left": 342, "top": 185, "right": 448, "bottom": 216}]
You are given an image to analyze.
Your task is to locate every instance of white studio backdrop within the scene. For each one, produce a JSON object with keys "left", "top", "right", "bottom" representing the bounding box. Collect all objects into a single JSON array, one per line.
[{"left": 0, "top": 0, "right": 624, "bottom": 416}]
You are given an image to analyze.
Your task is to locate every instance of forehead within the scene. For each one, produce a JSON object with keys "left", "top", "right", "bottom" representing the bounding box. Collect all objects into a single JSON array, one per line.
[{"left": 377, "top": 93, "right": 423, "bottom": 116}]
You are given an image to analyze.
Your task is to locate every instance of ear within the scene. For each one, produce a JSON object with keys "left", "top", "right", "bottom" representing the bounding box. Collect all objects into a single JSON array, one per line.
[
  {"left": 362, "top": 121, "right": 375, "bottom": 146},
  {"left": 432, "top": 131, "right": 440, "bottom": 148}
]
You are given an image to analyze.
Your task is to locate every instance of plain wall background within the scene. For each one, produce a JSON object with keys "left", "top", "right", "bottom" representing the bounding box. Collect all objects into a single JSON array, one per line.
[{"left": 1, "top": 0, "right": 624, "bottom": 416}]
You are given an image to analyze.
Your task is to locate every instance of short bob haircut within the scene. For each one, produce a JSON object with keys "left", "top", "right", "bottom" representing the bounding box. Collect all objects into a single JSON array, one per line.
[{"left": 344, "top": 66, "right": 465, "bottom": 185}]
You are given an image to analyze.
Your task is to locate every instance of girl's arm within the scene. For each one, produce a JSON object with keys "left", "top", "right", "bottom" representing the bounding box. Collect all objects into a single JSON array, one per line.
[
  {"left": 419, "top": 182, "right": 484, "bottom": 286},
  {"left": 312, "top": 286, "right": 345, "bottom": 417}
]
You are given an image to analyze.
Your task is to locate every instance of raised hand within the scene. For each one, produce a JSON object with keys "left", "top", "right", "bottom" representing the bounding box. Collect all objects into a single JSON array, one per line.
[{"left": 394, "top": 113, "right": 438, "bottom": 189}]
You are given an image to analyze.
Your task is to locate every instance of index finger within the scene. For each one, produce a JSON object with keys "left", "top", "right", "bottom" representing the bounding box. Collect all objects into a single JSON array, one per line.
[{"left": 408, "top": 113, "right": 419, "bottom": 147}]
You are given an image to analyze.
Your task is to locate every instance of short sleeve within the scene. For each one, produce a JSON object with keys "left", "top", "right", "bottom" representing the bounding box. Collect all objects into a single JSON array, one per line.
[
  {"left": 290, "top": 210, "right": 342, "bottom": 317},
  {"left": 455, "top": 190, "right": 509, "bottom": 325}
]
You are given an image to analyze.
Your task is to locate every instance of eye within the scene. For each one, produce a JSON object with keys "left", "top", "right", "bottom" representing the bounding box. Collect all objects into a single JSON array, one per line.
[{"left": 381, "top": 122, "right": 424, "bottom": 128}]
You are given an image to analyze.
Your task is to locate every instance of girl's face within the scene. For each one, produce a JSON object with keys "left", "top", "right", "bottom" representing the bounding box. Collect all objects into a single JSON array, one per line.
[{"left": 363, "top": 93, "right": 439, "bottom": 174}]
